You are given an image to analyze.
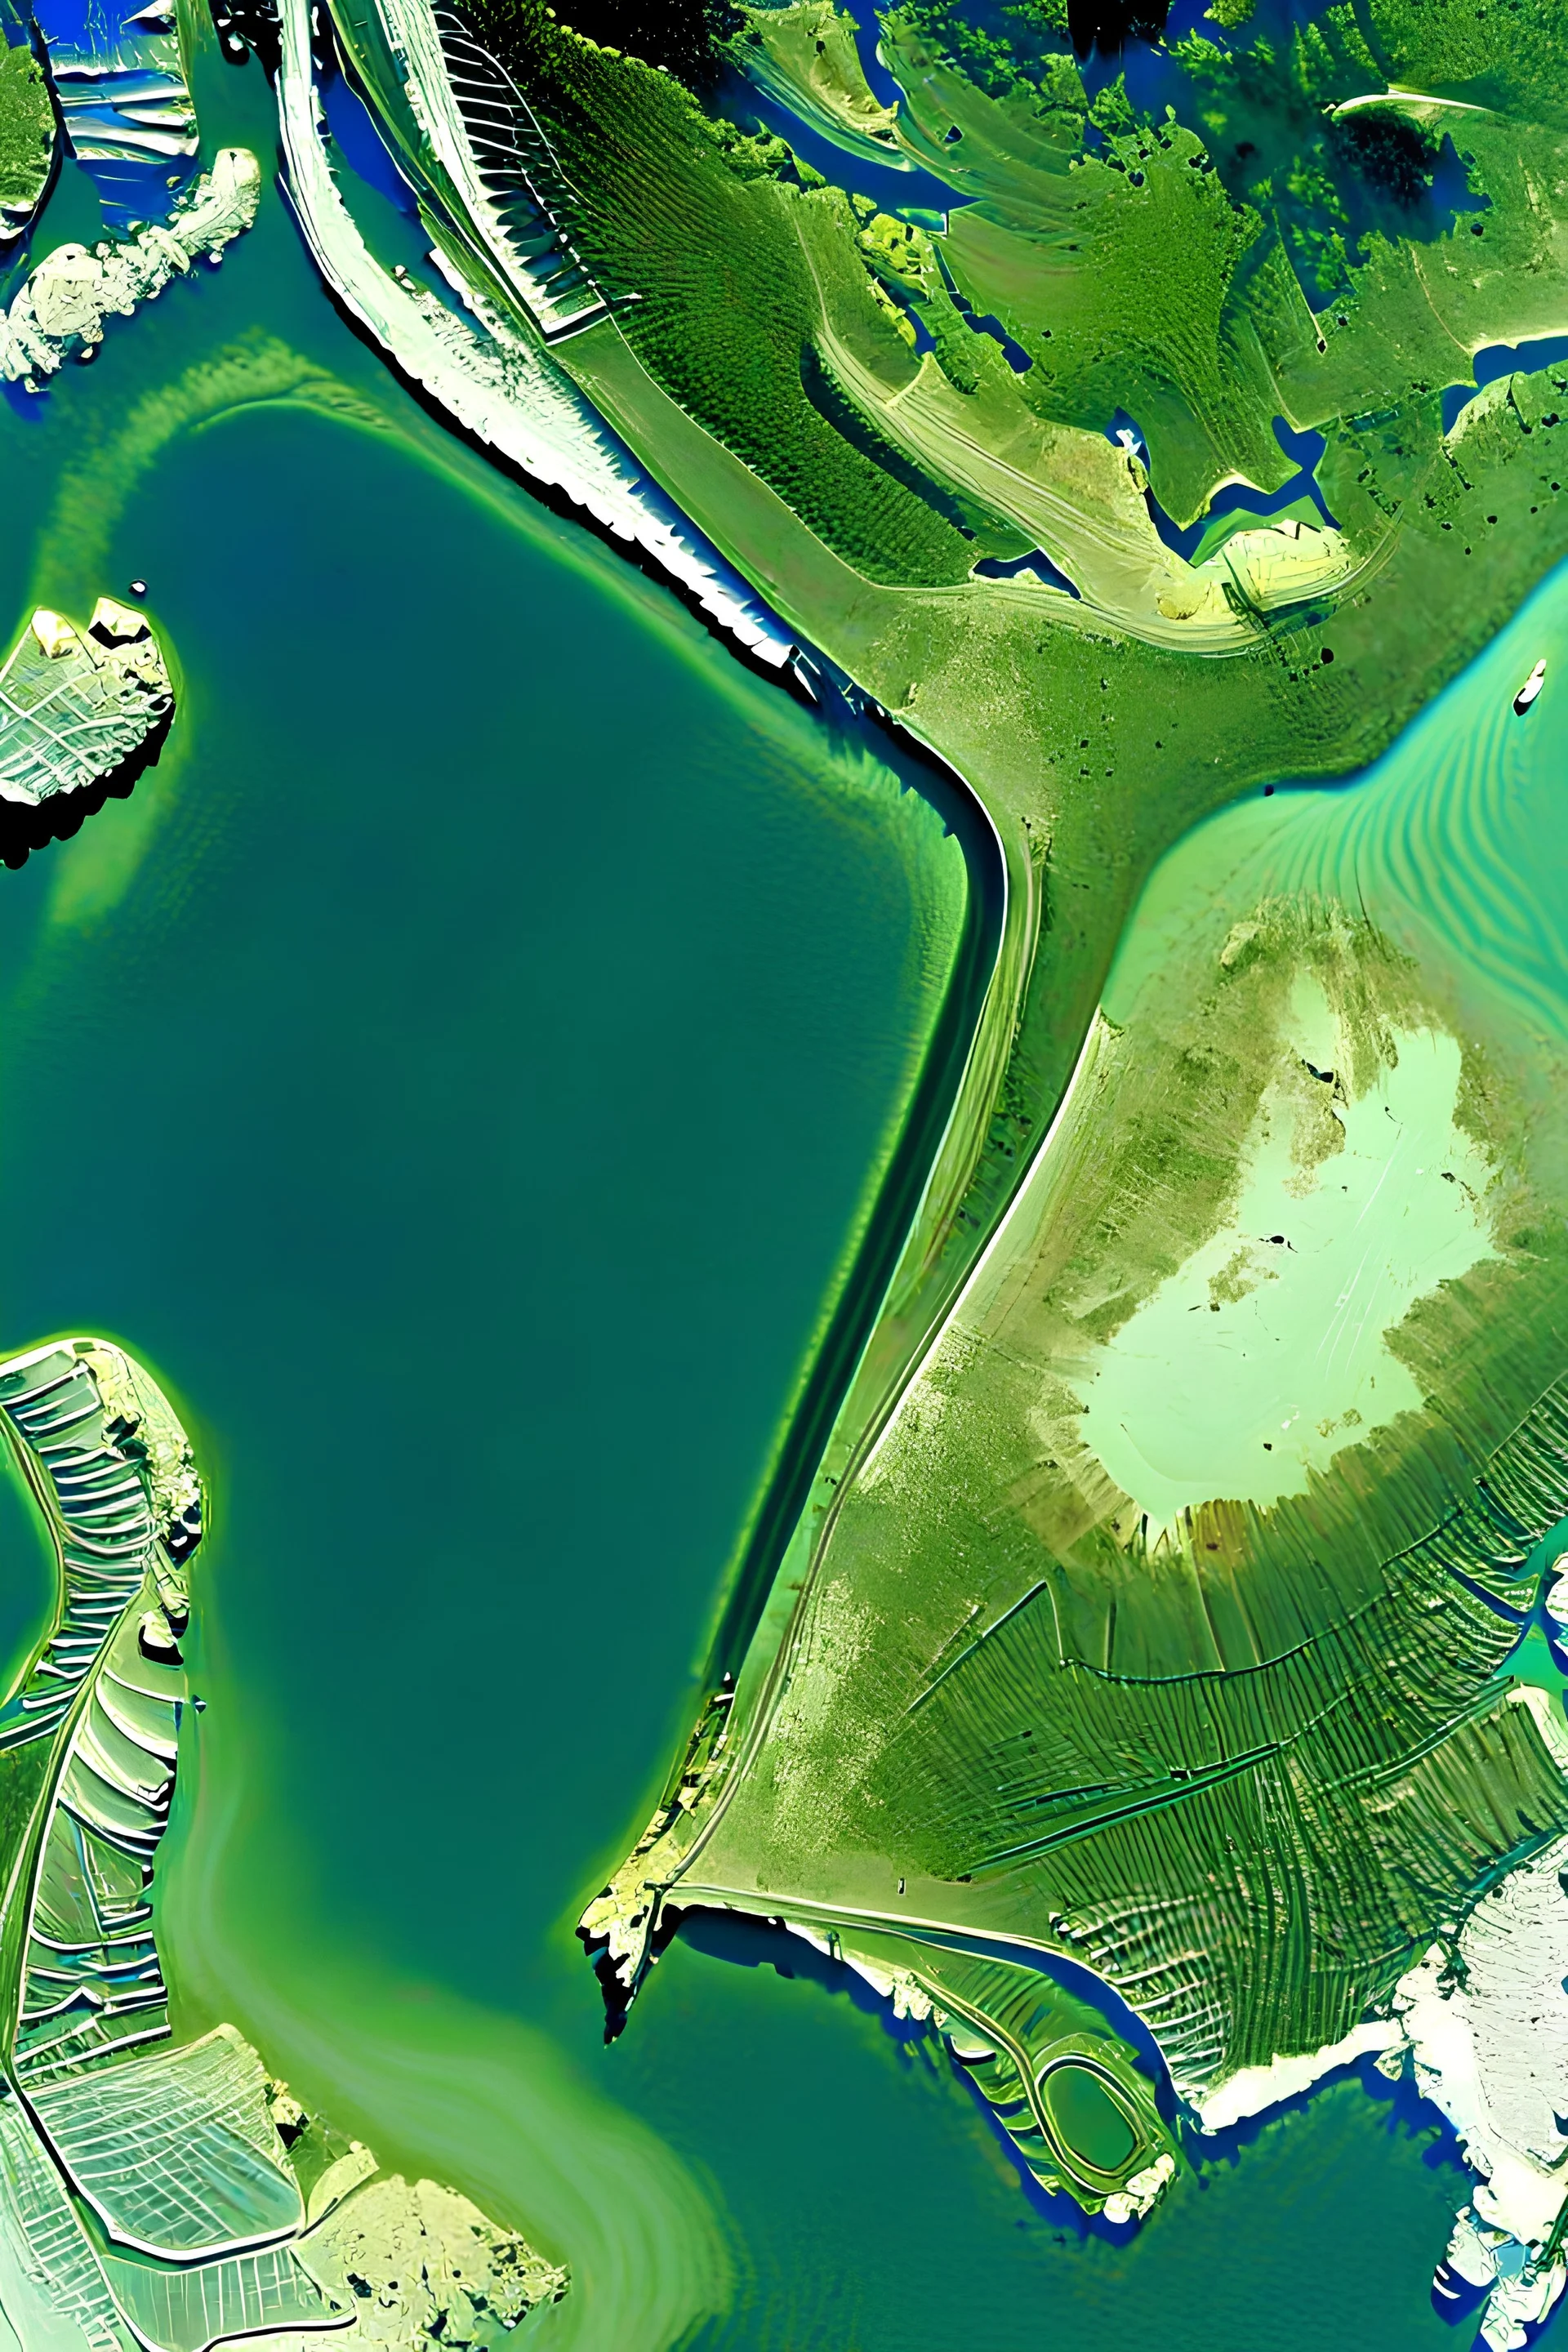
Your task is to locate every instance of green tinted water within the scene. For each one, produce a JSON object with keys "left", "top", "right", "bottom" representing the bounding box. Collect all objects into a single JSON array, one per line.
[
  {"left": 1080, "top": 987, "right": 1496, "bottom": 1521},
  {"left": 0, "top": 380, "right": 973, "bottom": 2342},
  {"left": 1103, "top": 560, "right": 1568, "bottom": 1057},
  {"left": 1043, "top": 2066, "right": 1138, "bottom": 2175},
  {"left": 0, "top": 33, "right": 1561, "bottom": 2350}
]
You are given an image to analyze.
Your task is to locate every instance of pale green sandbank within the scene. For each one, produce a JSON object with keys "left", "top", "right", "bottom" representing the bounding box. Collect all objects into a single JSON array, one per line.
[
  {"left": 1079, "top": 551, "right": 1568, "bottom": 1523},
  {"left": 1080, "top": 979, "right": 1497, "bottom": 1521},
  {"left": 2, "top": 16, "right": 1565, "bottom": 2338}
]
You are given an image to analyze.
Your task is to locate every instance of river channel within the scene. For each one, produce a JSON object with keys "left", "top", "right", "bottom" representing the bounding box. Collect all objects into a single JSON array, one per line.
[{"left": 0, "top": 28, "right": 1563, "bottom": 2352}]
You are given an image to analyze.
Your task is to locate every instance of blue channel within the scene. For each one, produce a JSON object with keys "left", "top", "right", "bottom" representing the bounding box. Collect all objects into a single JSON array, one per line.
[
  {"left": 974, "top": 549, "right": 1081, "bottom": 595},
  {"left": 1443, "top": 333, "right": 1568, "bottom": 434},
  {"left": 1109, "top": 409, "right": 1338, "bottom": 557},
  {"left": 715, "top": 66, "right": 968, "bottom": 220}
]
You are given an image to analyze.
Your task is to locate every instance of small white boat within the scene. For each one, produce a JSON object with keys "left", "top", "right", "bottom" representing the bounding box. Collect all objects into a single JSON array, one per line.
[{"left": 1514, "top": 658, "right": 1547, "bottom": 714}]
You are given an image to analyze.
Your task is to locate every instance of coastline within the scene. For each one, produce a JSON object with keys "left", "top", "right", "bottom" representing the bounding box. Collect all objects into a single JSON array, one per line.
[
  {"left": 4, "top": 16, "right": 1554, "bottom": 2335},
  {"left": 275, "top": 0, "right": 800, "bottom": 674},
  {"left": 259, "top": 27, "right": 1568, "bottom": 2334},
  {"left": 576, "top": 537, "right": 1568, "bottom": 2329},
  {"left": 1194, "top": 2022, "right": 1405, "bottom": 2135}
]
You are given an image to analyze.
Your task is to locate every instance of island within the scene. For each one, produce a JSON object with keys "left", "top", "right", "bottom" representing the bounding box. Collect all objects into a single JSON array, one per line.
[
  {"left": 0, "top": 149, "right": 261, "bottom": 388},
  {"left": 0, "top": 602, "right": 174, "bottom": 851},
  {"left": 0, "top": 1337, "right": 568, "bottom": 2349}
]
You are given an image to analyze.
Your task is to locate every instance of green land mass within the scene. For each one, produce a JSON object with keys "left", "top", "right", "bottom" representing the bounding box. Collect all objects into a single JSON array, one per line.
[
  {"left": 430, "top": 0, "right": 1568, "bottom": 1437},
  {"left": 0, "top": 1338, "right": 568, "bottom": 2350},
  {"left": 0, "top": 41, "right": 51, "bottom": 229},
  {"left": 733, "top": 1, "right": 902, "bottom": 163},
  {"left": 225, "top": 0, "right": 1568, "bottom": 2248}
]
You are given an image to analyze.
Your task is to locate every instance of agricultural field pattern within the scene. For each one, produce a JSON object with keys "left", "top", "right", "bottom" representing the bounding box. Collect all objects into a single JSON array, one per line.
[{"left": 9, "top": 0, "right": 1568, "bottom": 2344}]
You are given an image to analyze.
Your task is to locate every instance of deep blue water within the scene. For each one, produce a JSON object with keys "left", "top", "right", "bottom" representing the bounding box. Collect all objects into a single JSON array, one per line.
[
  {"left": 1445, "top": 334, "right": 1568, "bottom": 433},
  {"left": 1109, "top": 409, "right": 1338, "bottom": 552}
]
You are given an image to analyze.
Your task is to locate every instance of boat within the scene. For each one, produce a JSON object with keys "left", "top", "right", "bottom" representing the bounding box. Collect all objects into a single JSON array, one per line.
[{"left": 1514, "top": 658, "right": 1547, "bottom": 714}]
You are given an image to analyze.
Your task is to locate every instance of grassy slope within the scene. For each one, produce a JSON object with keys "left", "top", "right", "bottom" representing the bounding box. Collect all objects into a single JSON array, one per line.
[
  {"left": 487, "top": 0, "right": 1568, "bottom": 2117},
  {"left": 733, "top": 1, "right": 901, "bottom": 149},
  {"left": 880, "top": 16, "right": 1292, "bottom": 523},
  {"left": 1362, "top": 0, "right": 1568, "bottom": 122},
  {"left": 0, "top": 44, "right": 52, "bottom": 215},
  {"left": 463, "top": 0, "right": 977, "bottom": 586},
  {"left": 688, "top": 903, "right": 1568, "bottom": 2091},
  {"left": 564, "top": 301, "right": 1568, "bottom": 1539},
  {"left": 876, "top": 0, "right": 1568, "bottom": 528}
]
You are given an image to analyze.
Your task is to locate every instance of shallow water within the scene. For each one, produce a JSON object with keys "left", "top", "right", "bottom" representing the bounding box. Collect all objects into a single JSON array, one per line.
[
  {"left": 1081, "top": 993, "right": 1495, "bottom": 1520},
  {"left": 2, "top": 35, "right": 1567, "bottom": 2352},
  {"left": 1105, "top": 553, "right": 1568, "bottom": 1057}
]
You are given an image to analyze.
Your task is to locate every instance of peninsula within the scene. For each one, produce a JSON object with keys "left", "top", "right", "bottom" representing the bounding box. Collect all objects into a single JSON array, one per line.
[
  {"left": 0, "top": 1337, "right": 568, "bottom": 2350},
  {"left": 47, "top": 0, "right": 1568, "bottom": 2337}
]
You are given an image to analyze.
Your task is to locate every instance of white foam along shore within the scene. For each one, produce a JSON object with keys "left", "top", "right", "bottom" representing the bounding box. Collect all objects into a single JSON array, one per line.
[
  {"left": 0, "top": 149, "right": 260, "bottom": 386},
  {"left": 1193, "top": 1687, "right": 1568, "bottom": 2352},
  {"left": 40, "top": 0, "right": 198, "bottom": 192},
  {"left": 1192, "top": 2017, "right": 1405, "bottom": 2133},
  {"left": 1387, "top": 1687, "right": 1568, "bottom": 2351},
  {"left": 274, "top": 0, "right": 797, "bottom": 670}
]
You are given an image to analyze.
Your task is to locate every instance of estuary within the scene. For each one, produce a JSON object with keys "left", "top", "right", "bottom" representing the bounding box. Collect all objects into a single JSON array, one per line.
[
  {"left": 3, "top": 381, "right": 1540, "bottom": 2352},
  {"left": 2, "top": 12, "right": 1568, "bottom": 2350}
]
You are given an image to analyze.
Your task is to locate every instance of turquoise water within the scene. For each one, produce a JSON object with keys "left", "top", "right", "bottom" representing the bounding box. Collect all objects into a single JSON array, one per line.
[
  {"left": 0, "top": 30, "right": 1565, "bottom": 2350},
  {"left": 0, "top": 364, "right": 974, "bottom": 2342},
  {"left": 1105, "top": 552, "right": 1568, "bottom": 1055}
]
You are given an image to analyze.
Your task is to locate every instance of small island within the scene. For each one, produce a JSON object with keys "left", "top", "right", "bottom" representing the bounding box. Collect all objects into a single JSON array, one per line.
[{"left": 0, "top": 601, "right": 174, "bottom": 831}]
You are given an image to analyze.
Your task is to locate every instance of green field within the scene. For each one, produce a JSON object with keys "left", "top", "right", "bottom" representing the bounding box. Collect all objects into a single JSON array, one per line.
[
  {"left": 731, "top": 1, "right": 902, "bottom": 162},
  {"left": 676, "top": 901, "right": 1568, "bottom": 2031},
  {"left": 350, "top": 0, "right": 1568, "bottom": 2233},
  {"left": 0, "top": 41, "right": 52, "bottom": 223}
]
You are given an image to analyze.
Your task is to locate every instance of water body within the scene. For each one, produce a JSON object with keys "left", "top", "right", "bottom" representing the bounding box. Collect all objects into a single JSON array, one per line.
[
  {"left": 0, "top": 319, "right": 982, "bottom": 2319},
  {"left": 1110, "top": 409, "right": 1339, "bottom": 555},
  {"left": 0, "top": 37, "right": 1565, "bottom": 2352},
  {"left": 835, "top": 0, "right": 918, "bottom": 114},
  {"left": 1107, "top": 555, "right": 1568, "bottom": 1056},
  {"left": 1443, "top": 332, "right": 1568, "bottom": 434},
  {"left": 973, "top": 546, "right": 1081, "bottom": 593},
  {"left": 29, "top": 0, "right": 198, "bottom": 231}
]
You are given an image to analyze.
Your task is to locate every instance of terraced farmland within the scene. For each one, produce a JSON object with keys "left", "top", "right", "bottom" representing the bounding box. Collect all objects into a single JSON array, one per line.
[{"left": 0, "top": 1340, "right": 568, "bottom": 2351}]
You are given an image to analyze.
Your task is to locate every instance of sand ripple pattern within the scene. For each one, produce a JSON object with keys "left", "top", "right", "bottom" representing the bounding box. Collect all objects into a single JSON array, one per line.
[{"left": 1115, "top": 560, "right": 1568, "bottom": 1047}]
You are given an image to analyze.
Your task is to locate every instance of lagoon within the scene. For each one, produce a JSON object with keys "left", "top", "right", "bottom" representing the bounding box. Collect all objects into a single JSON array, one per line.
[{"left": 1, "top": 51, "right": 1566, "bottom": 2345}]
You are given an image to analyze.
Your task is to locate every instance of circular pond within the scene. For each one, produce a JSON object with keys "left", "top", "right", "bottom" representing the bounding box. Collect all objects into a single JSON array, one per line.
[{"left": 1041, "top": 2062, "right": 1140, "bottom": 2177}]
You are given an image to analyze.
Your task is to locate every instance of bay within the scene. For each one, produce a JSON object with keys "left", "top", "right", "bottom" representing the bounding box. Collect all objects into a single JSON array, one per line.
[
  {"left": 0, "top": 42, "right": 1557, "bottom": 2345},
  {"left": 0, "top": 383, "right": 971, "bottom": 2345}
]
